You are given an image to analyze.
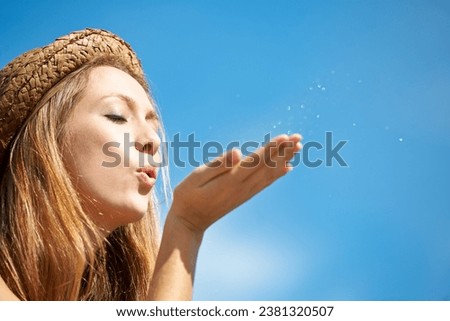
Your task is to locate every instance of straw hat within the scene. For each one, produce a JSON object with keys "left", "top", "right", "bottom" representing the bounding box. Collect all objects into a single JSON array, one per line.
[{"left": 0, "top": 28, "right": 146, "bottom": 166}]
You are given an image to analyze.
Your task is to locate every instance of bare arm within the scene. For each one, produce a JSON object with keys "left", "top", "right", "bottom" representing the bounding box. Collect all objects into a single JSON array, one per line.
[
  {"left": 147, "top": 214, "right": 203, "bottom": 300},
  {"left": 1, "top": 134, "right": 301, "bottom": 301},
  {"left": 147, "top": 134, "right": 302, "bottom": 300}
]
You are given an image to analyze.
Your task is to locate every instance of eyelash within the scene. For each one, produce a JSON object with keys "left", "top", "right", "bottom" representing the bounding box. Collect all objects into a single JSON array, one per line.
[{"left": 105, "top": 114, "right": 127, "bottom": 124}]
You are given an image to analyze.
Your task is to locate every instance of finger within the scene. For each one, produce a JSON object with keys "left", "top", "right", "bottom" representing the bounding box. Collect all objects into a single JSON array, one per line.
[
  {"left": 244, "top": 163, "right": 289, "bottom": 197},
  {"left": 263, "top": 135, "right": 293, "bottom": 166},
  {"left": 290, "top": 133, "right": 303, "bottom": 142},
  {"left": 273, "top": 133, "right": 303, "bottom": 165},
  {"left": 187, "top": 148, "right": 242, "bottom": 187},
  {"left": 243, "top": 140, "right": 302, "bottom": 190},
  {"left": 238, "top": 136, "right": 301, "bottom": 184},
  {"left": 268, "top": 141, "right": 302, "bottom": 174},
  {"left": 277, "top": 140, "right": 302, "bottom": 163},
  {"left": 239, "top": 134, "right": 286, "bottom": 169},
  {"left": 264, "top": 133, "right": 302, "bottom": 163},
  {"left": 238, "top": 134, "right": 293, "bottom": 176},
  {"left": 239, "top": 154, "right": 294, "bottom": 200}
]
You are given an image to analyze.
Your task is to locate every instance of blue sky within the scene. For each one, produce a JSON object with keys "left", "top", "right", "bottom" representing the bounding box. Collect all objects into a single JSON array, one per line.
[{"left": 1, "top": 1, "right": 450, "bottom": 300}]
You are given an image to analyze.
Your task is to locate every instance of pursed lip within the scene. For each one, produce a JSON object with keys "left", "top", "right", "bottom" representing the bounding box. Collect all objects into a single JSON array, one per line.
[
  {"left": 136, "top": 166, "right": 157, "bottom": 179},
  {"left": 136, "top": 166, "right": 158, "bottom": 187}
]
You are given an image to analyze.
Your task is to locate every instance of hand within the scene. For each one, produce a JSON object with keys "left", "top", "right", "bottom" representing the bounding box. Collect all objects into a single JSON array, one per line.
[{"left": 168, "top": 133, "right": 303, "bottom": 234}]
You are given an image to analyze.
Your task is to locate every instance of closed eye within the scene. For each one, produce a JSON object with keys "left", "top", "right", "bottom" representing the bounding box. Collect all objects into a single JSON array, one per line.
[{"left": 105, "top": 114, "right": 127, "bottom": 124}]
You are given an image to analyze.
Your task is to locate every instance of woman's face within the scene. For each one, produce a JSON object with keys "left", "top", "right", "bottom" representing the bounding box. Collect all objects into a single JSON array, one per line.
[{"left": 63, "top": 66, "right": 161, "bottom": 231}]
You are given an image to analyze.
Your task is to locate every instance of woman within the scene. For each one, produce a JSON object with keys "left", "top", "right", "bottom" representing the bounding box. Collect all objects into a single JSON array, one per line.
[{"left": 0, "top": 29, "right": 302, "bottom": 300}]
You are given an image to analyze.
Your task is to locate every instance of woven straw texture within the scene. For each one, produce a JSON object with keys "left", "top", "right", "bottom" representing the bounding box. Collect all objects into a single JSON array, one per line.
[{"left": 0, "top": 28, "right": 145, "bottom": 165}]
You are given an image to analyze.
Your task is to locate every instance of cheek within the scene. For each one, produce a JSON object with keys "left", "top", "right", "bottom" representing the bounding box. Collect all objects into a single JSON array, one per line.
[
  {"left": 64, "top": 127, "right": 150, "bottom": 223},
  {"left": 64, "top": 124, "right": 126, "bottom": 191}
]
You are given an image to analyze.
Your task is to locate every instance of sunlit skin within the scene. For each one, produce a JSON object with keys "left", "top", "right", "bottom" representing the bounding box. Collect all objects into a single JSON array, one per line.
[
  {"left": 0, "top": 65, "right": 303, "bottom": 300},
  {"left": 150, "top": 131, "right": 303, "bottom": 299},
  {"left": 64, "top": 66, "right": 304, "bottom": 300},
  {"left": 63, "top": 66, "right": 303, "bottom": 235},
  {"left": 63, "top": 66, "right": 161, "bottom": 232}
]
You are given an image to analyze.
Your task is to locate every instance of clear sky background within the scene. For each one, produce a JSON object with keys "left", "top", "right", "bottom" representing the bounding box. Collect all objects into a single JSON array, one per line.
[{"left": 1, "top": 0, "right": 450, "bottom": 300}]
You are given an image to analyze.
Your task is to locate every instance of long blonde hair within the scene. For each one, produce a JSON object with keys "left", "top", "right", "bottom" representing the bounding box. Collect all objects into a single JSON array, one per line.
[{"left": 0, "top": 57, "right": 166, "bottom": 300}]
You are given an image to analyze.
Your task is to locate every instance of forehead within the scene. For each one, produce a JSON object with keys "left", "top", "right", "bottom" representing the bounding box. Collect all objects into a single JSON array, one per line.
[{"left": 84, "top": 66, "right": 155, "bottom": 110}]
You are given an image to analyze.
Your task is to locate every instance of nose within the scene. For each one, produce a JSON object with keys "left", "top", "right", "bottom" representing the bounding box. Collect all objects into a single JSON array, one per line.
[{"left": 134, "top": 124, "right": 161, "bottom": 156}]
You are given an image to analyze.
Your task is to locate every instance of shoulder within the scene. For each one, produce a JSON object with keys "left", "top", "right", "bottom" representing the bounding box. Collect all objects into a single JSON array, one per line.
[{"left": 0, "top": 276, "right": 19, "bottom": 301}]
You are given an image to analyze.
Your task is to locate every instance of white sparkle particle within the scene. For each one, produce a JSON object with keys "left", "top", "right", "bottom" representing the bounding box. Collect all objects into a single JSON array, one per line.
[
  {"left": 352, "top": 123, "right": 357, "bottom": 127},
  {"left": 399, "top": 138, "right": 404, "bottom": 142}
]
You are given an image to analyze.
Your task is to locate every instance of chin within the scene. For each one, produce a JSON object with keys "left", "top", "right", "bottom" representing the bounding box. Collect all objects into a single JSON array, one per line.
[
  {"left": 118, "top": 204, "right": 149, "bottom": 225},
  {"left": 94, "top": 201, "right": 149, "bottom": 232}
]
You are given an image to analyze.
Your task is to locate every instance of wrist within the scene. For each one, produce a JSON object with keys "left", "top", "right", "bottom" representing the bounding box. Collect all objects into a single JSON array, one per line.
[{"left": 164, "top": 208, "right": 205, "bottom": 243}]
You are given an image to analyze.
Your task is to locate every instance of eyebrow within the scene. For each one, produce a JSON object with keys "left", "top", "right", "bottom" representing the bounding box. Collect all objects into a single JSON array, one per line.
[{"left": 101, "top": 94, "right": 159, "bottom": 120}]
